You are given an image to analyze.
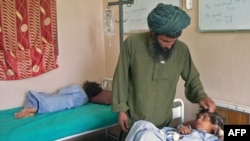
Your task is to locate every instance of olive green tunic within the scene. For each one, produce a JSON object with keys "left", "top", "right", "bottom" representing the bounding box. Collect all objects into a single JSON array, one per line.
[{"left": 112, "top": 32, "right": 207, "bottom": 128}]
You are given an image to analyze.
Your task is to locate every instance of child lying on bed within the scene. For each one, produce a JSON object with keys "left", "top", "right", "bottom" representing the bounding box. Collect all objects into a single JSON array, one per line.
[
  {"left": 125, "top": 108, "right": 225, "bottom": 141},
  {"left": 14, "top": 85, "right": 89, "bottom": 118},
  {"left": 15, "top": 81, "right": 112, "bottom": 118}
]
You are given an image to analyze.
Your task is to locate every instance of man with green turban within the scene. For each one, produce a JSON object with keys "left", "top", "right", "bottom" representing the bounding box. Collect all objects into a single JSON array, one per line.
[
  {"left": 147, "top": 3, "right": 191, "bottom": 36},
  {"left": 112, "top": 3, "right": 216, "bottom": 140}
]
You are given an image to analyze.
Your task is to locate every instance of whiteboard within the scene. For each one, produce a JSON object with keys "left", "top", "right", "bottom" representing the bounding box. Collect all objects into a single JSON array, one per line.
[
  {"left": 123, "top": 0, "right": 181, "bottom": 33},
  {"left": 199, "top": 0, "right": 250, "bottom": 32}
]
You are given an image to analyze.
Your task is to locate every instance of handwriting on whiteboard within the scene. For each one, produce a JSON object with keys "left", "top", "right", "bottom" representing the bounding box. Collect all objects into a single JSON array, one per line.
[{"left": 199, "top": 0, "right": 250, "bottom": 31}]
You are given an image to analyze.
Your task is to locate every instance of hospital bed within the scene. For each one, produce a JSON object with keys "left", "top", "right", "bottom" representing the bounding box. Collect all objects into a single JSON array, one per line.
[
  {"left": 0, "top": 78, "right": 117, "bottom": 141},
  {"left": 0, "top": 78, "right": 185, "bottom": 141}
]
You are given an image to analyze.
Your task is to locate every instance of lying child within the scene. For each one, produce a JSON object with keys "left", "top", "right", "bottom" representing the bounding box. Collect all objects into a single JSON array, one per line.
[
  {"left": 125, "top": 108, "right": 225, "bottom": 141},
  {"left": 15, "top": 81, "right": 112, "bottom": 118},
  {"left": 14, "top": 85, "right": 89, "bottom": 118}
]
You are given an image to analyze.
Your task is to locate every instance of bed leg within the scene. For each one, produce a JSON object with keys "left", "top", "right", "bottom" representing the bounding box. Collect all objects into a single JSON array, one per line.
[
  {"left": 119, "top": 130, "right": 128, "bottom": 141},
  {"left": 105, "top": 128, "right": 108, "bottom": 141}
]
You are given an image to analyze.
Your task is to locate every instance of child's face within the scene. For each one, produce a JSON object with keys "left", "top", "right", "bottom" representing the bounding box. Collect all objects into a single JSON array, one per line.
[{"left": 195, "top": 113, "right": 215, "bottom": 133}]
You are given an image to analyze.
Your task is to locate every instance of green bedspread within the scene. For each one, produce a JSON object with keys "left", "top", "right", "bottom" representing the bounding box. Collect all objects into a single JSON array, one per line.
[{"left": 0, "top": 103, "right": 118, "bottom": 141}]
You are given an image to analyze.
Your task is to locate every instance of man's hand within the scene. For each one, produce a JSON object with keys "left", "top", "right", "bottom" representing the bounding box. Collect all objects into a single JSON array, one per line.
[
  {"left": 119, "top": 112, "right": 129, "bottom": 132},
  {"left": 199, "top": 97, "right": 216, "bottom": 112}
]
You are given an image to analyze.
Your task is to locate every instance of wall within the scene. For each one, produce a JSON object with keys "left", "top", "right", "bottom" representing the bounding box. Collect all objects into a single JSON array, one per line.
[
  {"left": 104, "top": 0, "right": 250, "bottom": 121},
  {"left": 0, "top": 0, "right": 106, "bottom": 110}
]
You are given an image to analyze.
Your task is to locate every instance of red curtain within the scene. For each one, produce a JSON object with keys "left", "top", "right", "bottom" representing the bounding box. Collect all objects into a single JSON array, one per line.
[{"left": 0, "top": 0, "right": 58, "bottom": 80}]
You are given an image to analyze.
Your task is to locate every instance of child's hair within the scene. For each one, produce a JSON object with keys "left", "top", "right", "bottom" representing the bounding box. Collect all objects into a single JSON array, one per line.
[
  {"left": 196, "top": 108, "right": 225, "bottom": 130},
  {"left": 83, "top": 81, "right": 103, "bottom": 99}
]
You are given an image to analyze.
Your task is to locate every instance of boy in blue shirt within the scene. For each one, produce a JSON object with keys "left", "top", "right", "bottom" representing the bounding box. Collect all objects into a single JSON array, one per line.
[{"left": 125, "top": 108, "right": 225, "bottom": 141}]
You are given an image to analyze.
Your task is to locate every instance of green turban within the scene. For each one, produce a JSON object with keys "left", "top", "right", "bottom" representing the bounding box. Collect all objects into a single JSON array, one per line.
[{"left": 147, "top": 3, "right": 191, "bottom": 35}]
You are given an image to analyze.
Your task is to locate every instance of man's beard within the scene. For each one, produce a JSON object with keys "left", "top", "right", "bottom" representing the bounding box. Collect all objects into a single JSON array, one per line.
[{"left": 152, "top": 38, "right": 175, "bottom": 60}]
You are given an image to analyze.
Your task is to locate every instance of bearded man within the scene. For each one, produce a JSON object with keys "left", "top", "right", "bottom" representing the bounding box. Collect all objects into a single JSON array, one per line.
[{"left": 111, "top": 3, "right": 216, "bottom": 140}]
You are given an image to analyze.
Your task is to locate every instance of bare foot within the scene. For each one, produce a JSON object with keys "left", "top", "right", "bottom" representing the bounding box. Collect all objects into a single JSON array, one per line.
[{"left": 14, "top": 107, "right": 37, "bottom": 118}]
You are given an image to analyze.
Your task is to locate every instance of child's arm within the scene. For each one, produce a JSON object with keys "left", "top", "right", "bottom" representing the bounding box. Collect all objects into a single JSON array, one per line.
[{"left": 176, "top": 124, "right": 192, "bottom": 135}]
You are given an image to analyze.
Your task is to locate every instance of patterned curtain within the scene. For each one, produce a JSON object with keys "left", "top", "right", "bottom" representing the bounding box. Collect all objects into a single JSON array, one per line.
[{"left": 0, "top": 0, "right": 58, "bottom": 80}]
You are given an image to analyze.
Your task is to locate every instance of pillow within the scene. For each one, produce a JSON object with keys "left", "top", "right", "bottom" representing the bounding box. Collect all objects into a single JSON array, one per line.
[{"left": 90, "top": 90, "right": 112, "bottom": 105}]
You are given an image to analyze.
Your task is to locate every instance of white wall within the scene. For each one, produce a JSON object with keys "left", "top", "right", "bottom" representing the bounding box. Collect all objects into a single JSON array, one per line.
[{"left": 0, "top": 0, "right": 106, "bottom": 110}]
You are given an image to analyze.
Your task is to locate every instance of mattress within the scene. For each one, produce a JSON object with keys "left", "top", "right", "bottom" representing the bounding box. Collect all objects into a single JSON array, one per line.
[{"left": 0, "top": 103, "right": 118, "bottom": 141}]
